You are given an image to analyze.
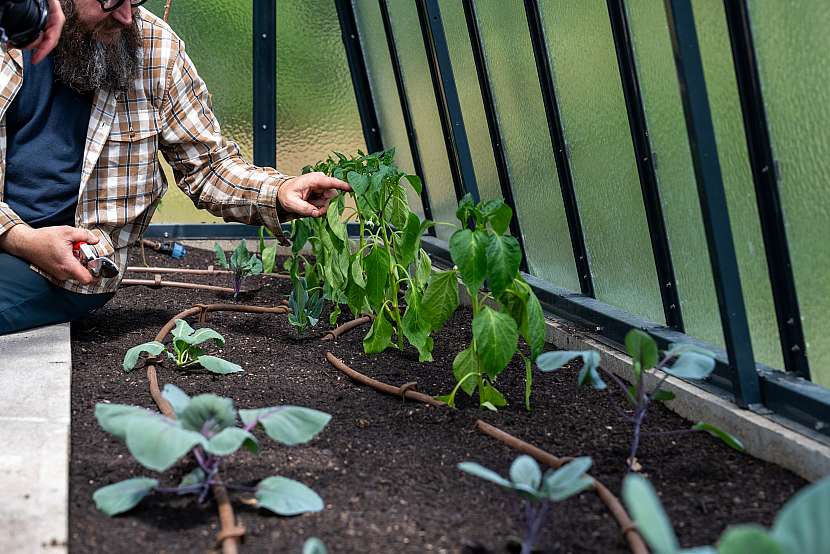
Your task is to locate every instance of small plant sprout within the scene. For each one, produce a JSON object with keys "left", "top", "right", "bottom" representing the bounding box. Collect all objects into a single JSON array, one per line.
[
  {"left": 622, "top": 473, "right": 830, "bottom": 554},
  {"left": 302, "top": 538, "right": 328, "bottom": 554},
  {"left": 536, "top": 329, "right": 743, "bottom": 471},
  {"left": 458, "top": 455, "right": 594, "bottom": 554},
  {"left": 214, "top": 240, "right": 263, "bottom": 300},
  {"left": 93, "top": 385, "right": 331, "bottom": 518},
  {"left": 122, "top": 319, "right": 242, "bottom": 375}
]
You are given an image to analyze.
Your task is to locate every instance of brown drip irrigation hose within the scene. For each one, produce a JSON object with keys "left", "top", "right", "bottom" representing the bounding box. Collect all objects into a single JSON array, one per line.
[
  {"left": 121, "top": 277, "right": 236, "bottom": 294},
  {"left": 321, "top": 315, "right": 373, "bottom": 341},
  {"left": 125, "top": 266, "right": 290, "bottom": 279},
  {"left": 324, "top": 352, "right": 648, "bottom": 554}
]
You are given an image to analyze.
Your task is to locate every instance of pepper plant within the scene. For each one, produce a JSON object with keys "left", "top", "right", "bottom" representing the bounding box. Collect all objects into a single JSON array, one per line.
[
  {"left": 214, "top": 240, "right": 263, "bottom": 300},
  {"left": 458, "top": 455, "right": 594, "bottom": 554},
  {"left": 536, "top": 329, "right": 743, "bottom": 471},
  {"left": 437, "top": 194, "right": 545, "bottom": 411},
  {"left": 122, "top": 319, "right": 242, "bottom": 374},
  {"left": 258, "top": 225, "right": 279, "bottom": 274},
  {"left": 93, "top": 384, "right": 331, "bottom": 517},
  {"left": 622, "top": 473, "right": 830, "bottom": 554}
]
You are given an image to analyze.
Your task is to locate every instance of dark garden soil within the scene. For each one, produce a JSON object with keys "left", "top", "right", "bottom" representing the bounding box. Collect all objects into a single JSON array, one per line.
[{"left": 69, "top": 246, "right": 807, "bottom": 554}]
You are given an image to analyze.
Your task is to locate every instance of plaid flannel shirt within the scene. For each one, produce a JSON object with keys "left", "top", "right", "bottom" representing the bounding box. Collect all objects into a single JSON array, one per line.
[{"left": 0, "top": 8, "right": 292, "bottom": 294}]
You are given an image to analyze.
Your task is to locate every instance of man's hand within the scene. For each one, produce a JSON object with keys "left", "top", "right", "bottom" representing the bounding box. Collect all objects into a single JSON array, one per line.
[
  {"left": 0, "top": 225, "right": 99, "bottom": 284},
  {"left": 26, "top": 0, "right": 66, "bottom": 64},
  {"left": 277, "top": 172, "right": 351, "bottom": 218}
]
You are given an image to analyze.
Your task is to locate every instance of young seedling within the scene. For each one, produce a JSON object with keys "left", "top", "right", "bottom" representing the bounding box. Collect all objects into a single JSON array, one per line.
[
  {"left": 287, "top": 275, "right": 324, "bottom": 334},
  {"left": 214, "top": 240, "right": 263, "bottom": 300},
  {"left": 122, "top": 319, "right": 242, "bottom": 374},
  {"left": 458, "top": 455, "right": 594, "bottom": 554},
  {"left": 93, "top": 385, "right": 331, "bottom": 518},
  {"left": 258, "top": 225, "right": 279, "bottom": 274},
  {"left": 536, "top": 329, "right": 743, "bottom": 471},
  {"left": 622, "top": 472, "right": 830, "bottom": 554},
  {"left": 303, "top": 538, "right": 327, "bottom": 554},
  {"left": 437, "top": 194, "right": 545, "bottom": 411}
]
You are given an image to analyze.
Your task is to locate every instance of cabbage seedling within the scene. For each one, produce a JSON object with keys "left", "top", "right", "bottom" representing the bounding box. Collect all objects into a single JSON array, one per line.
[
  {"left": 214, "top": 240, "right": 263, "bottom": 300},
  {"left": 288, "top": 275, "right": 324, "bottom": 334},
  {"left": 622, "top": 472, "right": 830, "bottom": 554},
  {"left": 122, "top": 319, "right": 242, "bottom": 375},
  {"left": 458, "top": 455, "right": 594, "bottom": 554},
  {"left": 93, "top": 385, "right": 331, "bottom": 518},
  {"left": 536, "top": 329, "right": 743, "bottom": 471}
]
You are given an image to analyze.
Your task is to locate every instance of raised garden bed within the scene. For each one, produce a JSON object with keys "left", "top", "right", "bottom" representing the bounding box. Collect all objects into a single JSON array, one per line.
[{"left": 67, "top": 246, "right": 806, "bottom": 553}]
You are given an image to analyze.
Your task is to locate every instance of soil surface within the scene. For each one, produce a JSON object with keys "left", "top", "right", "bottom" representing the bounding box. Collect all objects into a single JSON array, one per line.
[{"left": 69, "top": 246, "right": 807, "bottom": 554}]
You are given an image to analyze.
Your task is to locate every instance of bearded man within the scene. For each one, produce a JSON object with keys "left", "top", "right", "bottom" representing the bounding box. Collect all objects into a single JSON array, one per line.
[{"left": 0, "top": 0, "right": 350, "bottom": 334}]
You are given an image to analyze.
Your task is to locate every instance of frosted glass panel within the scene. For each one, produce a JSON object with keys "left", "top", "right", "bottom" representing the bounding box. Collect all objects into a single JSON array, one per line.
[
  {"left": 475, "top": 1, "right": 579, "bottom": 291},
  {"left": 385, "top": 1, "right": 457, "bottom": 239},
  {"left": 692, "top": 1, "right": 784, "bottom": 369},
  {"left": 541, "top": 1, "right": 663, "bottom": 323},
  {"left": 750, "top": 0, "right": 830, "bottom": 385}
]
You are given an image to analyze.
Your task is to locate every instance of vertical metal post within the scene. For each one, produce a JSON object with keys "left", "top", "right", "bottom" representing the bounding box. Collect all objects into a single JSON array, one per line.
[
  {"left": 664, "top": 0, "right": 761, "bottom": 406},
  {"left": 253, "top": 0, "right": 276, "bottom": 167},
  {"left": 415, "top": 0, "right": 481, "bottom": 204},
  {"left": 461, "top": 0, "right": 528, "bottom": 271},
  {"left": 523, "top": 0, "right": 594, "bottom": 297},
  {"left": 334, "top": 0, "right": 384, "bottom": 155},
  {"left": 378, "top": 0, "right": 433, "bottom": 224},
  {"left": 723, "top": 1, "right": 810, "bottom": 380},
  {"left": 607, "top": 0, "right": 684, "bottom": 331}
]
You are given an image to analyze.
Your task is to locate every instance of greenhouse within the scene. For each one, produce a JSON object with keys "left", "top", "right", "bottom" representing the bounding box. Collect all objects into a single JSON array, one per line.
[{"left": 1, "top": 0, "right": 828, "bottom": 553}]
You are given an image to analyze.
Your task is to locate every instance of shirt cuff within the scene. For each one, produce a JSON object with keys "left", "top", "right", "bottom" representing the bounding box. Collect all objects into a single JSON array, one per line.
[
  {"left": 257, "top": 175, "right": 294, "bottom": 245},
  {"left": 85, "top": 228, "right": 116, "bottom": 258}
]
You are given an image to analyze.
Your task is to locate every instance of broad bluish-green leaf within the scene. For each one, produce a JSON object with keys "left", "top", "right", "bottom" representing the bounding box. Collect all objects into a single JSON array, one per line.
[
  {"left": 240, "top": 406, "right": 331, "bottom": 446},
  {"left": 179, "top": 394, "right": 237, "bottom": 433},
  {"left": 485, "top": 234, "right": 521, "bottom": 296},
  {"left": 125, "top": 416, "right": 206, "bottom": 472},
  {"left": 363, "top": 313, "right": 394, "bottom": 355},
  {"left": 772, "top": 475, "right": 830, "bottom": 554},
  {"left": 247, "top": 255, "right": 263, "bottom": 276},
  {"left": 204, "top": 427, "right": 259, "bottom": 456},
  {"left": 652, "top": 389, "right": 676, "bottom": 403},
  {"left": 665, "top": 352, "right": 716, "bottom": 380},
  {"left": 162, "top": 384, "right": 191, "bottom": 416},
  {"left": 261, "top": 245, "right": 277, "bottom": 274},
  {"left": 404, "top": 174, "right": 422, "bottom": 195},
  {"left": 480, "top": 381, "right": 507, "bottom": 408},
  {"left": 718, "top": 525, "right": 781, "bottom": 554},
  {"left": 577, "top": 351, "right": 606, "bottom": 390},
  {"left": 255, "top": 476, "right": 324, "bottom": 516},
  {"left": 399, "top": 212, "right": 423, "bottom": 267},
  {"left": 231, "top": 240, "right": 250, "bottom": 269},
  {"left": 197, "top": 355, "right": 243, "bottom": 375},
  {"left": 450, "top": 228, "right": 488, "bottom": 293},
  {"left": 178, "top": 468, "right": 206, "bottom": 490},
  {"left": 536, "top": 351, "right": 586, "bottom": 372},
  {"left": 182, "top": 327, "right": 224, "bottom": 347},
  {"left": 171, "top": 319, "right": 196, "bottom": 340},
  {"left": 452, "top": 347, "right": 479, "bottom": 396},
  {"left": 481, "top": 199, "right": 512, "bottom": 235},
  {"left": 457, "top": 462, "right": 512, "bottom": 489},
  {"left": 473, "top": 307, "right": 518, "bottom": 378},
  {"left": 213, "top": 242, "right": 228, "bottom": 268},
  {"left": 692, "top": 423, "right": 744, "bottom": 451},
  {"left": 421, "top": 270, "right": 460, "bottom": 332},
  {"left": 543, "top": 457, "right": 593, "bottom": 501},
  {"left": 364, "top": 246, "right": 390, "bottom": 312},
  {"left": 664, "top": 343, "right": 715, "bottom": 360},
  {"left": 509, "top": 455, "right": 542, "bottom": 490},
  {"left": 622, "top": 474, "right": 679, "bottom": 554},
  {"left": 122, "top": 341, "right": 165, "bottom": 371},
  {"left": 93, "top": 477, "right": 158, "bottom": 516},
  {"left": 95, "top": 403, "right": 155, "bottom": 441},
  {"left": 625, "top": 330, "right": 659, "bottom": 373}
]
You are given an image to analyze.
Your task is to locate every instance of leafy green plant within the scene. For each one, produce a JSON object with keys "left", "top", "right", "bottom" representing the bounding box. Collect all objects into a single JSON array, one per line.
[
  {"left": 622, "top": 473, "right": 830, "bottom": 554},
  {"left": 536, "top": 329, "right": 743, "bottom": 471},
  {"left": 93, "top": 385, "right": 331, "bottom": 517},
  {"left": 437, "top": 194, "right": 545, "bottom": 411},
  {"left": 458, "top": 455, "right": 594, "bottom": 554},
  {"left": 122, "top": 319, "right": 242, "bottom": 375},
  {"left": 214, "top": 240, "right": 263, "bottom": 300},
  {"left": 287, "top": 275, "right": 324, "bottom": 333},
  {"left": 258, "top": 225, "right": 279, "bottom": 274}
]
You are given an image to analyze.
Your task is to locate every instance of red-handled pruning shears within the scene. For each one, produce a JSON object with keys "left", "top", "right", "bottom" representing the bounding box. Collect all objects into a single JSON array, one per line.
[{"left": 72, "top": 241, "right": 120, "bottom": 279}]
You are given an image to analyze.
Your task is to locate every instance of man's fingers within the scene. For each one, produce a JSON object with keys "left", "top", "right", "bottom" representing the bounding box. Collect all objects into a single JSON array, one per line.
[
  {"left": 307, "top": 175, "right": 351, "bottom": 192},
  {"left": 67, "top": 228, "right": 99, "bottom": 244},
  {"left": 64, "top": 258, "right": 95, "bottom": 285},
  {"left": 285, "top": 197, "right": 321, "bottom": 218}
]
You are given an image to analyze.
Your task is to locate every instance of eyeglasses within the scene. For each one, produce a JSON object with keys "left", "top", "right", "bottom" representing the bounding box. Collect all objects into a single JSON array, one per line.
[{"left": 97, "top": 0, "right": 150, "bottom": 12}]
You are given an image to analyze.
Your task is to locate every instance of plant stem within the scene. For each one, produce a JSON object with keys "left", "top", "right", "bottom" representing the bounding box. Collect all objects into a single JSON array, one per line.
[{"left": 628, "top": 407, "right": 647, "bottom": 472}]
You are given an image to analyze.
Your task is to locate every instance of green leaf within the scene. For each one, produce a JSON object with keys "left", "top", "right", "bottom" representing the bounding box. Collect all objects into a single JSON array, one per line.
[
  {"left": 122, "top": 341, "right": 165, "bottom": 371},
  {"left": 509, "top": 455, "right": 542, "bottom": 490},
  {"left": 197, "top": 355, "right": 243, "bottom": 375},
  {"left": 204, "top": 427, "right": 259, "bottom": 456},
  {"left": 452, "top": 347, "right": 479, "bottom": 396},
  {"left": 457, "top": 462, "right": 512, "bottom": 489},
  {"left": 692, "top": 422, "right": 744, "bottom": 452},
  {"left": 415, "top": 249, "right": 432, "bottom": 289},
  {"left": 401, "top": 300, "right": 433, "bottom": 362},
  {"left": 399, "top": 212, "right": 423, "bottom": 267},
  {"left": 255, "top": 476, "right": 323, "bottom": 516},
  {"left": 524, "top": 356, "right": 533, "bottom": 411},
  {"left": 536, "top": 351, "right": 586, "bottom": 372},
  {"left": 455, "top": 193, "right": 476, "bottom": 225},
  {"left": 404, "top": 174, "right": 422, "bottom": 195},
  {"left": 178, "top": 468, "right": 206, "bottom": 489},
  {"left": 125, "top": 415, "right": 206, "bottom": 472},
  {"left": 171, "top": 319, "right": 196, "bottom": 340},
  {"left": 622, "top": 474, "right": 679, "bottom": 554},
  {"left": 213, "top": 242, "right": 228, "bottom": 268},
  {"left": 652, "top": 389, "right": 676, "bottom": 403},
  {"left": 450, "top": 228, "right": 489, "bottom": 293},
  {"left": 421, "top": 270, "right": 460, "bottom": 332},
  {"left": 480, "top": 381, "right": 507, "bottom": 408},
  {"left": 625, "top": 330, "right": 659, "bottom": 373},
  {"left": 481, "top": 199, "right": 513, "bottom": 235},
  {"left": 522, "top": 290, "right": 545, "bottom": 359},
  {"left": 772, "top": 475, "right": 830, "bottom": 554},
  {"left": 179, "top": 394, "right": 237, "bottom": 433},
  {"left": 364, "top": 246, "right": 390, "bottom": 312},
  {"left": 363, "top": 312, "right": 394, "bottom": 355},
  {"left": 239, "top": 406, "right": 331, "bottom": 446},
  {"left": 93, "top": 477, "right": 158, "bottom": 516},
  {"left": 718, "top": 525, "right": 781, "bottom": 554},
  {"left": 473, "top": 306, "right": 518, "bottom": 379},
  {"left": 577, "top": 351, "right": 606, "bottom": 390},
  {"left": 95, "top": 403, "right": 155, "bottom": 442},
  {"left": 262, "top": 246, "right": 277, "bottom": 274},
  {"left": 665, "top": 351, "right": 716, "bottom": 380},
  {"left": 485, "top": 234, "right": 521, "bottom": 296},
  {"left": 231, "top": 240, "right": 250, "bottom": 269},
  {"left": 161, "top": 384, "right": 191, "bottom": 416},
  {"left": 384, "top": 187, "right": 410, "bottom": 229},
  {"left": 183, "top": 327, "right": 225, "bottom": 347},
  {"left": 543, "top": 456, "right": 594, "bottom": 502}
]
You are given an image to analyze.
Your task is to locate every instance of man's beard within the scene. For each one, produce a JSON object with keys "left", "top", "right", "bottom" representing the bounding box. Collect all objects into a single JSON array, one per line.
[{"left": 52, "top": 0, "right": 142, "bottom": 93}]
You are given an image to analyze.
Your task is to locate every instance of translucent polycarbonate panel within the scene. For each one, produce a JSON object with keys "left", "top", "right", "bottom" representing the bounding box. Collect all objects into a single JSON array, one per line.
[
  {"left": 625, "top": 2, "right": 723, "bottom": 346},
  {"left": 385, "top": 1, "right": 457, "bottom": 239},
  {"left": 541, "top": 1, "right": 663, "bottom": 323},
  {"left": 436, "top": 2, "right": 501, "bottom": 202},
  {"left": 692, "top": 1, "right": 784, "bottom": 369},
  {"left": 750, "top": 1, "right": 830, "bottom": 385},
  {"left": 276, "top": 1, "right": 364, "bottom": 175},
  {"left": 352, "top": 0, "right": 423, "bottom": 218},
  {"left": 475, "top": 1, "right": 579, "bottom": 291}
]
